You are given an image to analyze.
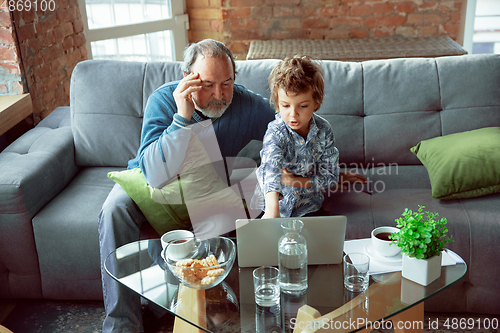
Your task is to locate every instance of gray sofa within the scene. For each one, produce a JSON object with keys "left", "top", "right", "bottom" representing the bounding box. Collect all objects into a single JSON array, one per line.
[{"left": 0, "top": 54, "right": 499, "bottom": 315}]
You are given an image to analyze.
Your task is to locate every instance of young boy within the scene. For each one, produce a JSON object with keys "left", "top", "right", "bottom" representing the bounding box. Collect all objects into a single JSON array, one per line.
[{"left": 251, "top": 55, "right": 340, "bottom": 218}]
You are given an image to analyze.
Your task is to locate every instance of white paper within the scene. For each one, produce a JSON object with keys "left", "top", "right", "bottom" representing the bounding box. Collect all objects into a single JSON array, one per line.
[{"left": 343, "top": 238, "right": 458, "bottom": 275}]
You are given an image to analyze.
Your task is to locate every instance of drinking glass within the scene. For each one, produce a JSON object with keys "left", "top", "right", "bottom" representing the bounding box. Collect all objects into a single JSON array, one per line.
[
  {"left": 343, "top": 253, "right": 370, "bottom": 292},
  {"left": 253, "top": 266, "right": 280, "bottom": 307}
]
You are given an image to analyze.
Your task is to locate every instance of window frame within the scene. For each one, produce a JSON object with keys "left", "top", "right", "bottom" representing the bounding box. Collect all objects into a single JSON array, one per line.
[
  {"left": 462, "top": 0, "right": 477, "bottom": 54},
  {"left": 77, "top": 0, "right": 189, "bottom": 61}
]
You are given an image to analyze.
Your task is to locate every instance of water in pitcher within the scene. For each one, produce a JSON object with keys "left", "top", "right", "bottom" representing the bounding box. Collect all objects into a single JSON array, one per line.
[
  {"left": 278, "top": 219, "right": 307, "bottom": 294},
  {"left": 279, "top": 242, "right": 307, "bottom": 293}
]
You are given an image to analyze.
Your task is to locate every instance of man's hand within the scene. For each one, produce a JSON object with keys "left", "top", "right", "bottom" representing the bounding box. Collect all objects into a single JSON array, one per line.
[{"left": 173, "top": 72, "right": 202, "bottom": 121}]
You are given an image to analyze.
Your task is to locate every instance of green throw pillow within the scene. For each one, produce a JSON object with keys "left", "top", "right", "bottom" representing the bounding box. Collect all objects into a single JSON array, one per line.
[
  {"left": 108, "top": 133, "right": 245, "bottom": 235},
  {"left": 108, "top": 167, "right": 191, "bottom": 235},
  {"left": 411, "top": 127, "right": 500, "bottom": 200}
]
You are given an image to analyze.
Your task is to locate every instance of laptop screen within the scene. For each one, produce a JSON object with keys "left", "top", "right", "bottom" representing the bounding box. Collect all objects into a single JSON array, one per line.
[{"left": 235, "top": 216, "right": 347, "bottom": 267}]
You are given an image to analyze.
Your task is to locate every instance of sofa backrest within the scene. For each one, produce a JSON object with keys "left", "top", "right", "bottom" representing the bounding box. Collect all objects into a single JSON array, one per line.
[
  {"left": 318, "top": 55, "right": 500, "bottom": 168},
  {"left": 71, "top": 55, "right": 500, "bottom": 168},
  {"left": 70, "top": 60, "right": 183, "bottom": 166}
]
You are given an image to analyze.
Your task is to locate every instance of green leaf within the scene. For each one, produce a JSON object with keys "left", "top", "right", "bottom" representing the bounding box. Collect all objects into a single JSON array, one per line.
[{"left": 390, "top": 205, "right": 453, "bottom": 259}]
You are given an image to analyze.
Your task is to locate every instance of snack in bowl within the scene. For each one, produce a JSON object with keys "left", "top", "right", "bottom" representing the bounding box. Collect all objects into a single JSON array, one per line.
[
  {"left": 164, "top": 236, "right": 236, "bottom": 290},
  {"left": 175, "top": 255, "right": 225, "bottom": 285}
]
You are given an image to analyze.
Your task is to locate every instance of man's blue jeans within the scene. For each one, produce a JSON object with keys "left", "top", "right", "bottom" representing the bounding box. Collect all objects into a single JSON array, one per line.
[{"left": 99, "top": 183, "right": 145, "bottom": 333}]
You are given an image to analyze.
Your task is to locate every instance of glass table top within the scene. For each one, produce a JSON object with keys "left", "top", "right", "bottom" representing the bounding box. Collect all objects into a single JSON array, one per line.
[{"left": 105, "top": 238, "right": 466, "bottom": 333}]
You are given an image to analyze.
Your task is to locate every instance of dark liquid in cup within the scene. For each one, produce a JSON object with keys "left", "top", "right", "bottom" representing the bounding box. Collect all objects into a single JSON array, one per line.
[
  {"left": 375, "top": 232, "right": 393, "bottom": 241},
  {"left": 170, "top": 239, "right": 188, "bottom": 244}
]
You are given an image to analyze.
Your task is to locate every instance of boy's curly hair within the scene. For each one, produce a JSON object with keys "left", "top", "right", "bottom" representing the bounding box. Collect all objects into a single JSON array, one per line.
[{"left": 268, "top": 55, "right": 324, "bottom": 112}]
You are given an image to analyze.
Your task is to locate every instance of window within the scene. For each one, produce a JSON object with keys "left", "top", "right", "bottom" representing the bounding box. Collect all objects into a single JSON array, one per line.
[
  {"left": 78, "top": 0, "right": 189, "bottom": 61},
  {"left": 463, "top": 0, "right": 500, "bottom": 54},
  {"left": 472, "top": 0, "right": 500, "bottom": 54}
]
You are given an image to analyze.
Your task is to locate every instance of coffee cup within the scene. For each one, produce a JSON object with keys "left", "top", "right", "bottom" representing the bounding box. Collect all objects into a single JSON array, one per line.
[
  {"left": 371, "top": 226, "right": 400, "bottom": 257},
  {"left": 161, "top": 230, "right": 196, "bottom": 260}
]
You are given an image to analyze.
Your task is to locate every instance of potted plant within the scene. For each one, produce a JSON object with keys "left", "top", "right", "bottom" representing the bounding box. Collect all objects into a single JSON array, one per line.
[{"left": 389, "top": 205, "right": 454, "bottom": 286}]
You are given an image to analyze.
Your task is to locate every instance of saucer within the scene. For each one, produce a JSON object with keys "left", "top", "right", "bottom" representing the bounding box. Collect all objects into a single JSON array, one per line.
[
  {"left": 364, "top": 242, "right": 402, "bottom": 263},
  {"left": 161, "top": 246, "right": 199, "bottom": 263}
]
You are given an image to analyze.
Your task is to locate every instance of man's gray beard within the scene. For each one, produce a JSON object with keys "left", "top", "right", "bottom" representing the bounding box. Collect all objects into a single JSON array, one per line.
[{"left": 192, "top": 95, "right": 230, "bottom": 118}]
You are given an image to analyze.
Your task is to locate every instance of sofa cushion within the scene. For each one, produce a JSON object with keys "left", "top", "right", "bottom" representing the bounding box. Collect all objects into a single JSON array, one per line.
[
  {"left": 319, "top": 61, "right": 365, "bottom": 166},
  {"left": 32, "top": 167, "right": 117, "bottom": 300},
  {"left": 437, "top": 54, "right": 500, "bottom": 112},
  {"left": 364, "top": 58, "right": 441, "bottom": 117},
  {"left": 234, "top": 59, "right": 278, "bottom": 100},
  {"left": 358, "top": 165, "right": 431, "bottom": 192},
  {"left": 437, "top": 55, "right": 500, "bottom": 136},
  {"left": 363, "top": 58, "right": 443, "bottom": 166},
  {"left": 71, "top": 60, "right": 185, "bottom": 167},
  {"left": 411, "top": 127, "right": 500, "bottom": 199}
]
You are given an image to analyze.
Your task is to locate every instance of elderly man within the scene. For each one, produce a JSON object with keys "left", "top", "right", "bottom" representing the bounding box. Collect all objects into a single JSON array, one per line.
[
  {"left": 99, "top": 39, "right": 365, "bottom": 332},
  {"left": 98, "top": 39, "right": 276, "bottom": 332}
]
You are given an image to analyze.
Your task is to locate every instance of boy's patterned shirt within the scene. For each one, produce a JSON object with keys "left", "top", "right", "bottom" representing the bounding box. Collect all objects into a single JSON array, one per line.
[{"left": 253, "top": 113, "right": 339, "bottom": 217}]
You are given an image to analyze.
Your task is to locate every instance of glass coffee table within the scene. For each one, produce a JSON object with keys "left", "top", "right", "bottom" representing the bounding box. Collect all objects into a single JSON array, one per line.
[{"left": 105, "top": 238, "right": 466, "bottom": 333}]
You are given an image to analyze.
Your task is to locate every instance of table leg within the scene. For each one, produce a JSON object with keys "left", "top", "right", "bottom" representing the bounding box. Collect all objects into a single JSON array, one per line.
[
  {"left": 292, "top": 291, "right": 370, "bottom": 333},
  {"left": 293, "top": 305, "right": 322, "bottom": 333},
  {"left": 292, "top": 287, "right": 423, "bottom": 333},
  {"left": 173, "top": 285, "right": 207, "bottom": 333}
]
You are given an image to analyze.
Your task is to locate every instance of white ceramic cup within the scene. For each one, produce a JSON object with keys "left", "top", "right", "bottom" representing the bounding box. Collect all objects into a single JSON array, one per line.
[
  {"left": 161, "top": 230, "right": 195, "bottom": 260},
  {"left": 371, "top": 226, "right": 401, "bottom": 257}
]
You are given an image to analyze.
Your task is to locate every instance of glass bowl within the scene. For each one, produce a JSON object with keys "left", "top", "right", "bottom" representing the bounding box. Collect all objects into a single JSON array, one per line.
[{"left": 163, "top": 236, "right": 236, "bottom": 290}]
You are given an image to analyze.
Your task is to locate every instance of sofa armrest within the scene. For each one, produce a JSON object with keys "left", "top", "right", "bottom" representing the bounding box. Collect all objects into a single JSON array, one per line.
[
  {"left": 0, "top": 107, "right": 78, "bottom": 298},
  {"left": 0, "top": 107, "right": 78, "bottom": 217}
]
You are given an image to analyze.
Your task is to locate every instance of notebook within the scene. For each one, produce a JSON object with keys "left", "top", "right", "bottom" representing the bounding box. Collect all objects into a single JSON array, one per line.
[{"left": 235, "top": 216, "right": 347, "bottom": 267}]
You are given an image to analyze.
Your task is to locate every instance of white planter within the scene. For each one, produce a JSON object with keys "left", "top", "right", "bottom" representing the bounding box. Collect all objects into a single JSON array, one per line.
[{"left": 402, "top": 252, "right": 442, "bottom": 286}]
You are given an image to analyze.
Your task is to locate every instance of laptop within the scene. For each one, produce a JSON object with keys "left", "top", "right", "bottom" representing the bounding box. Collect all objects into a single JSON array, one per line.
[{"left": 235, "top": 216, "right": 347, "bottom": 267}]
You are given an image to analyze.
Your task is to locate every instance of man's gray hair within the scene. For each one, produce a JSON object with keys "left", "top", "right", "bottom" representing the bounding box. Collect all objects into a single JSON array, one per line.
[{"left": 182, "top": 39, "right": 237, "bottom": 77}]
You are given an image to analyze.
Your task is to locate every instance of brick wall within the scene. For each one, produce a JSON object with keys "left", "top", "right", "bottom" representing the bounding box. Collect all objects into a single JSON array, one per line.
[
  {"left": 0, "top": 3, "right": 23, "bottom": 95},
  {"left": 186, "top": 0, "right": 464, "bottom": 60},
  {"left": 0, "top": 0, "right": 87, "bottom": 132},
  {"left": 10, "top": 0, "right": 88, "bottom": 123},
  {"left": 186, "top": 0, "right": 226, "bottom": 48}
]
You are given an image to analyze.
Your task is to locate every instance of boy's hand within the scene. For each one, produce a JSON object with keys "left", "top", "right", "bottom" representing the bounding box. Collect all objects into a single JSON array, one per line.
[
  {"left": 262, "top": 211, "right": 280, "bottom": 219},
  {"left": 281, "top": 168, "right": 311, "bottom": 188},
  {"left": 173, "top": 72, "right": 202, "bottom": 121},
  {"left": 338, "top": 171, "right": 367, "bottom": 185},
  {"left": 281, "top": 168, "right": 294, "bottom": 185},
  {"left": 331, "top": 171, "right": 368, "bottom": 190},
  {"left": 262, "top": 191, "right": 280, "bottom": 219}
]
